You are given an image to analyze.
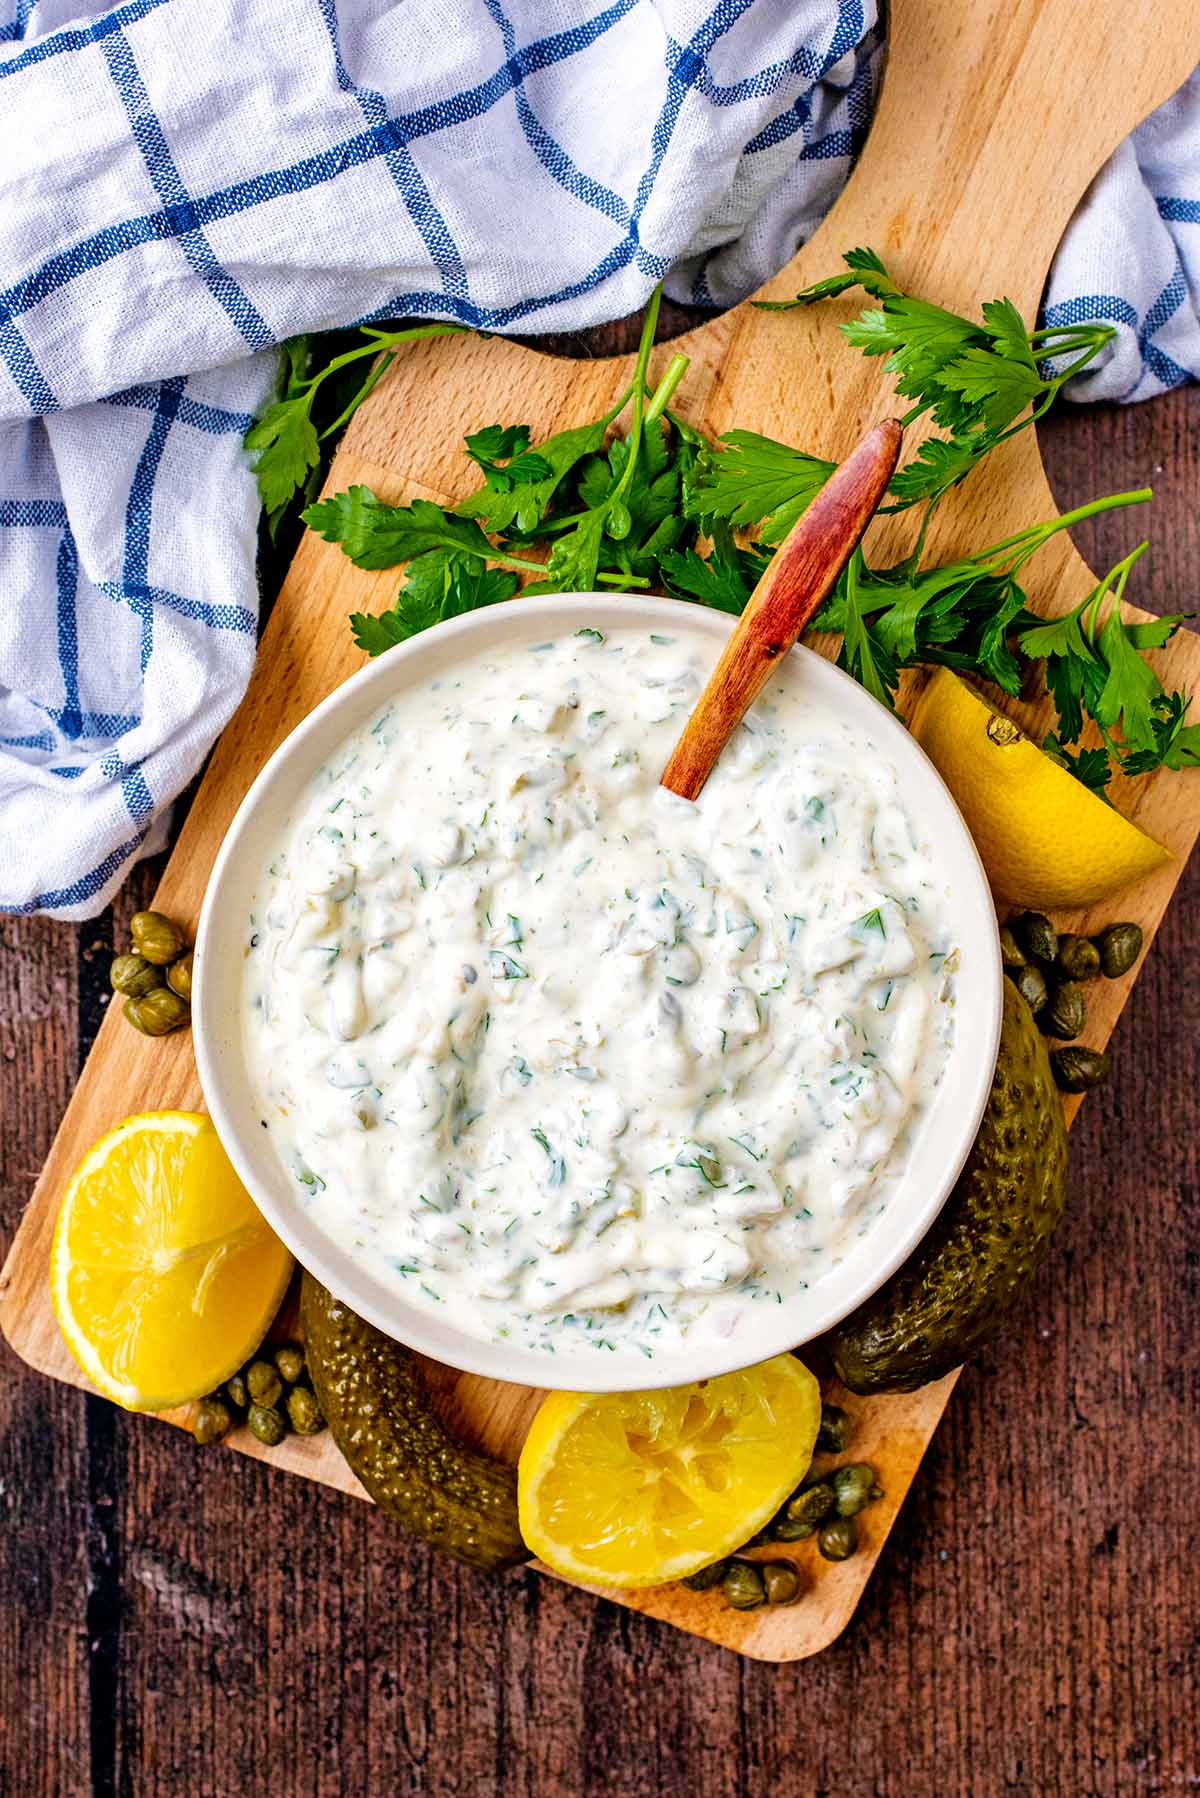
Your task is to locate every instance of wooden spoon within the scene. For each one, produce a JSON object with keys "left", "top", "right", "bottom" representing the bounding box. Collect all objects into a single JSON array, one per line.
[{"left": 660, "top": 418, "right": 903, "bottom": 800}]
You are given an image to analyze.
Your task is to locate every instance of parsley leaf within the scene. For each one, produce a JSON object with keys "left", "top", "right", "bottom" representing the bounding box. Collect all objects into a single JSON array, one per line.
[
  {"left": 458, "top": 418, "right": 611, "bottom": 534},
  {"left": 350, "top": 555, "right": 518, "bottom": 655},
  {"left": 686, "top": 431, "right": 835, "bottom": 543},
  {"left": 463, "top": 424, "right": 552, "bottom": 491},
  {"left": 303, "top": 488, "right": 504, "bottom": 571},
  {"left": 245, "top": 398, "right": 319, "bottom": 516},
  {"left": 660, "top": 518, "right": 763, "bottom": 615},
  {"left": 1043, "top": 736, "right": 1113, "bottom": 795}
]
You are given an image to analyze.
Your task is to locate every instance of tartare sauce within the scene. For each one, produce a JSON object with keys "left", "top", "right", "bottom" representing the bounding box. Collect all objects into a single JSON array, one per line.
[{"left": 243, "top": 626, "right": 957, "bottom": 1360}]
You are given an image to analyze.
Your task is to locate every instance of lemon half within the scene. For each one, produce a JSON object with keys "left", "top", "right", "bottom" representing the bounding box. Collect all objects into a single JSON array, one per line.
[
  {"left": 51, "top": 1111, "right": 293, "bottom": 1411},
  {"left": 909, "top": 667, "right": 1169, "bottom": 908},
  {"left": 517, "top": 1355, "right": 821, "bottom": 1589}
]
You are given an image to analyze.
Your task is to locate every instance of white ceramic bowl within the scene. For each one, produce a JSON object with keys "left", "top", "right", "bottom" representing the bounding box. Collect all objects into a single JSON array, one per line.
[{"left": 195, "top": 594, "right": 1001, "bottom": 1392}]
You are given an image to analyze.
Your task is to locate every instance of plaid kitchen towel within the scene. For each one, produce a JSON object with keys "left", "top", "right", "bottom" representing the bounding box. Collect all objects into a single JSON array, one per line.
[{"left": 0, "top": 1, "right": 1196, "bottom": 919}]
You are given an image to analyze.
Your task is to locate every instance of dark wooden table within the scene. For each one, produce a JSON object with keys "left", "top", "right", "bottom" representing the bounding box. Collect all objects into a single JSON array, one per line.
[{"left": 2, "top": 387, "right": 1197, "bottom": 1798}]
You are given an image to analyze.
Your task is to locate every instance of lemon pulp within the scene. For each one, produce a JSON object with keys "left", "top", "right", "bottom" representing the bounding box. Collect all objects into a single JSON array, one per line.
[
  {"left": 517, "top": 1354, "right": 821, "bottom": 1588},
  {"left": 51, "top": 1111, "right": 293, "bottom": 1411}
]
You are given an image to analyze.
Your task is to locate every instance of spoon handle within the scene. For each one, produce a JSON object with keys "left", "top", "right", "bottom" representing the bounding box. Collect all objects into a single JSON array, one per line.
[{"left": 659, "top": 418, "right": 902, "bottom": 801}]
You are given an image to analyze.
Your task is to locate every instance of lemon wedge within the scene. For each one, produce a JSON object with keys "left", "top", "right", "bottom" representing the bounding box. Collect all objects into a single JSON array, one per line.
[
  {"left": 51, "top": 1111, "right": 293, "bottom": 1411},
  {"left": 909, "top": 666, "right": 1169, "bottom": 908},
  {"left": 517, "top": 1355, "right": 821, "bottom": 1589}
]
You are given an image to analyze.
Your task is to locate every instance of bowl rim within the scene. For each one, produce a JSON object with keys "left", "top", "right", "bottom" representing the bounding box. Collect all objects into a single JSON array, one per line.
[{"left": 194, "top": 593, "right": 1002, "bottom": 1392}]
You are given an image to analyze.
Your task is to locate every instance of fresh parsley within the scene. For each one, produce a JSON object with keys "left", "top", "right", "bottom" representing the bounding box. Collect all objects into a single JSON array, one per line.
[
  {"left": 245, "top": 256, "right": 1195, "bottom": 799},
  {"left": 757, "top": 247, "right": 1116, "bottom": 509},
  {"left": 245, "top": 323, "right": 466, "bottom": 529}
]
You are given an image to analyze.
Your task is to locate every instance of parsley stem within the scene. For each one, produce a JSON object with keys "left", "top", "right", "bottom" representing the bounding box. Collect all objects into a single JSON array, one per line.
[
  {"left": 608, "top": 284, "right": 664, "bottom": 508},
  {"left": 982, "top": 487, "right": 1153, "bottom": 566},
  {"left": 1082, "top": 541, "right": 1148, "bottom": 640},
  {"left": 315, "top": 324, "right": 469, "bottom": 440},
  {"left": 644, "top": 354, "right": 690, "bottom": 424}
]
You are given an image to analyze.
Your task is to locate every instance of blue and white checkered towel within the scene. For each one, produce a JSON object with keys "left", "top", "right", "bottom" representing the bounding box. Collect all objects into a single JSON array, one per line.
[{"left": 1, "top": 1, "right": 1197, "bottom": 918}]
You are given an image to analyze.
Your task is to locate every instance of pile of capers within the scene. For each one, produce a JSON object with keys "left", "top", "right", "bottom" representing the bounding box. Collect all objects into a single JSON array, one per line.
[
  {"left": 680, "top": 1405, "right": 883, "bottom": 1609},
  {"left": 1002, "top": 911, "right": 1143, "bottom": 1092},
  {"left": 110, "top": 909, "right": 193, "bottom": 1036},
  {"left": 192, "top": 1340, "right": 326, "bottom": 1448}
]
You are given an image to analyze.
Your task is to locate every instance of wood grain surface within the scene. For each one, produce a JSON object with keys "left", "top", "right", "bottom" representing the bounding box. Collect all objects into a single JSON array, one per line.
[
  {"left": 6, "top": 0, "right": 1200, "bottom": 1673},
  {"left": 1, "top": 391, "right": 1197, "bottom": 1795}
]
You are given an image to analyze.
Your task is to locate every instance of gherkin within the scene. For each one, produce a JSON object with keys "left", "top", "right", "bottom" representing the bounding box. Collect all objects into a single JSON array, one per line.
[
  {"left": 831, "top": 976, "right": 1068, "bottom": 1393},
  {"left": 302, "top": 1274, "right": 528, "bottom": 1572}
]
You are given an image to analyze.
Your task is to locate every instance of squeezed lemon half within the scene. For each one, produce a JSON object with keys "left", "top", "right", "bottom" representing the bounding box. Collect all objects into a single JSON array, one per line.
[
  {"left": 517, "top": 1355, "right": 821, "bottom": 1588},
  {"left": 50, "top": 1111, "right": 293, "bottom": 1411},
  {"left": 909, "top": 666, "right": 1169, "bottom": 908}
]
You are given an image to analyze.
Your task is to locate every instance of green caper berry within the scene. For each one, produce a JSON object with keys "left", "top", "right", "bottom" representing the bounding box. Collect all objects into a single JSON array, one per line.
[
  {"left": 286, "top": 1386, "right": 324, "bottom": 1435},
  {"left": 1051, "top": 1045, "right": 1110, "bottom": 1093},
  {"left": 1097, "top": 921, "right": 1143, "bottom": 979},
  {"left": 784, "top": 1481, "right": 835, "bottom": 1530},
  {"left": 246, "top": 1359, "right": 282, "bottom": 1406},
  {"left": 110, "top": 953, "right": 160, "bottom": 998},
  {"left": 166, "top": 949, "right": 193, "bottom": 1001},
  {"left": 274, "top": 1342, "right": 306, "bottom": 1384},
  {"left": 681, "top": 1558, "right": 729, "bottom": 1592},
  {"left": 817, "top": 1517, "right": 858, "bottom": 1561},
  {"left": 246, "top": 1402, "right": 286, "bottom": 1447},
  {"left": 816, "top": 1403, "right": 851, "bottom": 1453},
  {"left": 831, "top": 1464, "right": 877, "bottom": 1518},
  {"left": 762, "top": 1561, "right": 803, "bottom": 1606},
  {"left": 721, "top": 1560, "right": 766, "bottom": 1610},
  {"left": 1041, "top": 979, "right": 1086, "bottom": 1040},
  {"left": 1056, "top": 935, "right": 1101, "bottom": 981},
  {"left": 770, "top": 1513, "right": 818, "bottom": 1542},
  {"left": 123, "top": 987, "right": 190, "bottom": 1036},
  {"left": 1013, "top": 963, "right": 1049, "bottom": 1015},
  {"left": 193, "top": 1398, "right": 232, "bottom": 1445},
  {"left": 1012, "top": 911, "right": 1057, "bottom": 967},
  {"left": 130, "top": 909, "right": 185, "bottom": 965},
  {"left": 225, "top": 1372, "right": 249, "bottom": 1410},
  {"left": 998, "top": 925, "right": 1026, "bottom": 971}
]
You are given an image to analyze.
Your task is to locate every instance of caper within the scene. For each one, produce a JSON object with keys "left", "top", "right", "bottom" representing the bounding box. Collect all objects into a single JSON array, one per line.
[
  {"left": 1013, "top": 963, "right": 1048, "bottom": 1014},
  {"left": 246, "top": 1359, "right": 282, "bottom": 1406},
  {"left": 247, "top": 1402, "right": 286, "bottom": 1447},
  {"left": 721, "top": 1559, "right": 766, "bottom": 1610},
  {"left": 1041, "top": 979, "right": 1086, "bottom": 1040},
  {"left": 123, "top": 987, "right": 190, "bottom": 1036},
  {"left": 1051, "top": 1045, "right": 1110, "bottom": 1093},
  {"left": 830, "top": 1463, "right": 877, "bottom": 1518},
  {"left": 130, "top": 909, "right": 185, "bottom": 965},
  {"left": 762, "top": 1561, "right": 803, "bottom": 1606},
  {"left": 286, "top": 1385, "right": 324, "bottom": 1435},
  {"left": 166, "top": 950, "right": 193, "bottom": 1001},
  {"left": 998, "top": 925, "right": 1026, "bottom": 971},
  {"left": 193, "top": 1398, "right": 232, "bottom": 1445},
  {"left": 274, "top": 1342, "right": 305, "bottom": 1385},
  {"left": 109, "top": 952, "right": 160, "bottom": 998},
  {"left": 771, "top": 1513, "right": 818, "bottom": 1542},
  {"left": 1012, "top": 911, "right": 1057, "bottom": 966},
  {"left": 1056, "top": 935, "right": 1101, "bottom": 981},
  {"left": 782, "top": 1481, "right": 835, "bottom": 1531},
  {"left": 1097, "top": 921, "right": 1143, "bottom": 979},
  {"left": 681, "top": 1558, "right": 729, "bottom": 1592},
  {"left": 816, "top": 1403, "right": 851, "bottom": 1453},
  {"left": 817, "top": 1517, "right": 858, "bottom": 1561},
  {"left": 225, "top": 1372, "right": 249, "bottom": 1410}
]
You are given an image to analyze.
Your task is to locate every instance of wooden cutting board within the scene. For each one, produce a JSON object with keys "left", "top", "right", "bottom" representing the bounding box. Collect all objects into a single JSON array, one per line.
[{"left": 3, "top": 0, "right": 1199, "bottom": 1662}]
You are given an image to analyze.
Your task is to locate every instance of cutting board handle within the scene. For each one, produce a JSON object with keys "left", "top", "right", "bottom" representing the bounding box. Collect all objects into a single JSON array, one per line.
[{"left": 759, "top": 0, "right": 1200, "bottom": 315}]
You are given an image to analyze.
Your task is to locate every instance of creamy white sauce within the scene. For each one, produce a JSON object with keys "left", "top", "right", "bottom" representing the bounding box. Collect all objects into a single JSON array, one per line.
[{"left": 242, "top": 626, "right": 957, "bottom": 1361}]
